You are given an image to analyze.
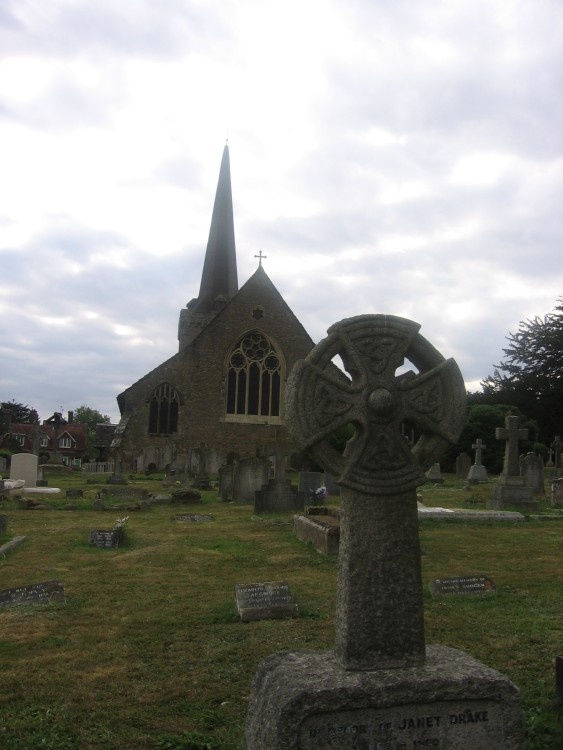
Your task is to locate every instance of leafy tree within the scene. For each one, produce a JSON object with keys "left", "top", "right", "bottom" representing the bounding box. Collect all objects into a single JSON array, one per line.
[
  {"left": 481, "top": 299, "right": 563, "bottom": 443},
  {"left": 74, "top": 405, "right": 111, "bottom": 432},
  {"left": 74, "top": 405, "right": 111, "bottom": 461}
]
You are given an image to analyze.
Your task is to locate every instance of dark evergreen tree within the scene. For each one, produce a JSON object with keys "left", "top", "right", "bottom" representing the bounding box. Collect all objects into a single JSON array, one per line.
[{"left": 481, "top": 298, "right": 563, "bottom": 443}]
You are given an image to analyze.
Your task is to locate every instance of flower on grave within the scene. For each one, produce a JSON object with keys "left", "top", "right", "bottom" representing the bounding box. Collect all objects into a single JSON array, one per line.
[{"left": 114, "top": 516, "right": 129, "bottom": 531}]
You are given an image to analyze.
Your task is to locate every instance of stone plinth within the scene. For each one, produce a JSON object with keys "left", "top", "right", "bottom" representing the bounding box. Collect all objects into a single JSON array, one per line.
[
  {"left": 293, "top": 512, "right": 340, "bottom": 556},
  {"left": 488, "top": 476, "right": 539, "bottom": 512},
  {"left": 246, "top": 645, "right": 524, "bottom": 749}
]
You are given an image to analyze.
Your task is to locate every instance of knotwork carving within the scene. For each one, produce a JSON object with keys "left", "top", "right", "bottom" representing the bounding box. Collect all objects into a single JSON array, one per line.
[{"left": 285, "top": 315, "right": 466, "bottom": 494}]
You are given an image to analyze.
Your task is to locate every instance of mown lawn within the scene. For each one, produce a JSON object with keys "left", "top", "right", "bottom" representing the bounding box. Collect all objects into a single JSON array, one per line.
[{"left": 0, "top": 471, "right": 561, "bottom": 749}]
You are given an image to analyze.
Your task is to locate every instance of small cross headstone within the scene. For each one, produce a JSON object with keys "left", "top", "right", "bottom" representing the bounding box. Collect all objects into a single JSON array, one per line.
[
  {"left": 551, "top": 436, "right": 562, "bottom": 475},
  {"left": 467, "top": 438, "right": 488, "bottom": 482},
  {"left": 246, "top": 314, "right": 524, "bottom": 749}
]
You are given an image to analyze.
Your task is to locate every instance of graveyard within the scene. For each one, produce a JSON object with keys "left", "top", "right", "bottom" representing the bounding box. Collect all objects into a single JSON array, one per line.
[{"left": 0, "top": 466, "right": 562, "bottom": 749}]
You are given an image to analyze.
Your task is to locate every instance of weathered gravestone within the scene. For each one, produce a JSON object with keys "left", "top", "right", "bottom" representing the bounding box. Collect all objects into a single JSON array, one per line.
[
  {"left": 430, "top": 575, "right": 496, "bottom": 597},
  {"left": 551, "top": 478, "right": 563, "bottom": 508},
  {"left": 426, "top": 462, "right": 443, "bottom": 484},
  {"left": 298, "top": 471, "right": 324, "bottom": 494},
  {"left": 0, "top": 580, "right": 66, "bottom": 609},
  {"left": 89, "top": 530, "right": 120, "bottom": 548},
  {"left": 520, "top": 453, "right": 545, "bottom": 496},
  {"left": 235, "top": 581, "right": 298, "bottom": 622},
  {"left": 489, "top": 414, "right": 538, "bottom": 511},
  {"left": 551, "top": 436, "right": 562, "bottom": 478},
  {"left": 255, "top": 436, "right": 305, "bottom": 514},
  {"left": 467, "top": 438, "right": 488, "bottom": 483},
  {"left": 246, "top": 314, "right": 523, "bottom": 749},
  {"left": 455, "top": 451, "right": 471, "bottom": 480},
  {"left": 10, "top": 453, "right": 38, "bottom": 488},
  {"left": 232, "top": 457, "right": 270, "bottom": 503}
]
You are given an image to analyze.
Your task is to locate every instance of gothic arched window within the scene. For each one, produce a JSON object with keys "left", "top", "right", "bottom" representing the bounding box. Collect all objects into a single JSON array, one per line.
[
  {"left": 148, "top": 383, "right": 180, "bottom": 435},
  {"left": 225, "top": 331, "right": 284, "bottom": 422}
]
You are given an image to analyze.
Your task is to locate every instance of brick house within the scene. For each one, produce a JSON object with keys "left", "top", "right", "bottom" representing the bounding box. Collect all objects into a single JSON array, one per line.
[
  {"left": 113, "top": 145, "right": 315, "bottom": 474},
  {"left": 0, "top": 411, "right": 88, "bottom": 467}
]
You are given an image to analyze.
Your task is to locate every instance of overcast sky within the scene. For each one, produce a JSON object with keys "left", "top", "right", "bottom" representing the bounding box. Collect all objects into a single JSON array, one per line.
[{"left": 1, "top": 0, "right": 562, "bottom": 424}]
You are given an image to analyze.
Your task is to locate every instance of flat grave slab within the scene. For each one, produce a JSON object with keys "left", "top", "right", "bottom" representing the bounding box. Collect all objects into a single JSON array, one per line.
[
  {"left": 0, "top": 580, "right": 66, "bottom": 609},
  {"left": 89, "top": 529, "right": 120, "bottom": 548},
  {"left": 430, "top": 575, "right": 496, "bottom": 597},
  {"left": 235, "top": 581, "right": 298, "bottom": 622},
  {"left": 174, "top": 513, "right": 214, "bottom": 522}
]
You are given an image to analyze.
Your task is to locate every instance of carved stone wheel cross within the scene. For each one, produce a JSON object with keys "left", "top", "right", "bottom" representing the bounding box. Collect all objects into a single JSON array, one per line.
[{"left": 286, "top": 314, "right": 466, "bottom": 495}]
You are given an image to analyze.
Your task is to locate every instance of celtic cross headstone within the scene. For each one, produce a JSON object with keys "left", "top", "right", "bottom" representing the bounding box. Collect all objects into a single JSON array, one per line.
[{"left": 246, "top": 315, "right": 524, "bottom": 749}]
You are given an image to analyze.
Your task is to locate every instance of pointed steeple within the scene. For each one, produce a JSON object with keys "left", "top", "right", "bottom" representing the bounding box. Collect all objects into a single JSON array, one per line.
[
  {"left": 178, "top": 145, "right": 239, "bottom": 351},
  {"left": 197, "top": 144, "right": 238, "bottom": 308}
]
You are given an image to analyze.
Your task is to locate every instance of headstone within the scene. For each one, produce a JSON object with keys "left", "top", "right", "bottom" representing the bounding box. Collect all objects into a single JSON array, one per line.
[
  {"left": 467, "top": 438, "right": 488, "bottom": 483},
  {"left": 9, "top": 453, "right": 39, "bottom": 488},
  {"left": 429, "top": 575, "right": 496, "bottom": 597},
  {"left": 255, "top": 437, "right": 306, "bottom": 513},
  {"left": 0, "top": 580, "right": 66, "bottom": 609},
  {"left": 551, "top": 436, "right": 562, "bottom": 477},
  {"left": 556, "top": 655, "right": 563, "bottom": 705},
  {"left": 0, "top": 456, "right": 7, "bottom": 472},
  {"left": 426, "top": 462, "right": 443, "bottom": 484},
  {"left": 0, "top": 514, "right": 7, "bottom": 534},
  {"left": 89, "top": 530, "right": 120, "bottom": 548},
  {"left": 232, "top": 457, "right": 270, "bottom": 503},
  {"left": 246, "top": 314, "right": 523, "bottom": 749},
  {"left": 218, "top": 463, "right": 236, "bottom": 500},
  {"left": 455, "top": 451, "right": 471, "bottom": 480},
  {"left": 66, "top": 489, "right": 84, "bottom": 499},
  {"left": 551, "top": 478, "right": 563, "bottom": 508},
  {"left": 489, "top": 414, "right": 538, "bottom": 512},
  {"left": 521, "top": 453, "right": 545, "bottom": 496},
  {"left": 235, "top": 581, "right": 298, "bottom": 622},
  {"left": 546, "top": 448, "right": 554, "bottom": 468},
  {"left": 298, "top": 471, "right": 323, "bottom": 494}
]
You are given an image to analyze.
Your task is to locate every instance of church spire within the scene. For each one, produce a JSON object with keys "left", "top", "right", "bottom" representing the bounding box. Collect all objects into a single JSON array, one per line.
[
  {"left": 178, "top": 144, "right": 239, "bottom": 351},
  {"left": 197, "top": 144, "right": 238, "bottom": 307}
]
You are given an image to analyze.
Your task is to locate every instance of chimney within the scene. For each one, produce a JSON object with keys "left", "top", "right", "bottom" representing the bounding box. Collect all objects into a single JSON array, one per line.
[{"left": 68, "top": 411, "right": 74, "bottom": 424}]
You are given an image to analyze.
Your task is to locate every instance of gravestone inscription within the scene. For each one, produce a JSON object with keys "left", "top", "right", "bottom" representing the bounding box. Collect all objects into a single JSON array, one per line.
[
  {"left": 430, "top": 575, "right": 496, "bottom": 597},
  {"left": 246, "top": 314, "right": 523, "bottom": 749},
  {"left": 89, "top": 530, "right": 120, "bottom": 548},
  {"left": 0, "top": 580, "right": 66, "bottom": 609},
  {"left": 235, "top": 581, "right": 298, "bottom": 622}
]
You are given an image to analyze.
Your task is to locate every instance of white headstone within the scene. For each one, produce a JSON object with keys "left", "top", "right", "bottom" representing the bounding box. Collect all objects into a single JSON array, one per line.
[{"left": 9, "top": 453, "right": 38, "bottom": 488}]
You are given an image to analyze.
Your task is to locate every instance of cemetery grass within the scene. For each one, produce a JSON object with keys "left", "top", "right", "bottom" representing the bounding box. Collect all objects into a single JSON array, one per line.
[{"left": 0, "top": 474, "right": 561, "bottom": 749}]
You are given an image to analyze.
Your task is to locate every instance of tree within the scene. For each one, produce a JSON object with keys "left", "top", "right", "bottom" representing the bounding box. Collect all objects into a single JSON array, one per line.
[
  {"left": 1, "top": 400, "right": 38, "bottom": 424},
  {"left": 74, "top": 405, "right": 111, "bottom": 432},
  {"left": 481, "top": 299, "right": 563, "bottom": 444},
  {"left": 74, "top": 405, "right": 112, "bottom": 461}
]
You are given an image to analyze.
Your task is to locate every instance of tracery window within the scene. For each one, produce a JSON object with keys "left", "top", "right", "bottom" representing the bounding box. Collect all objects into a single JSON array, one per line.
[
  {"left": 226, "top": 331, "right": 283, "bottom": 422},
  {"left": 148, "top": 383, "right": 179, "bottom": 435}
]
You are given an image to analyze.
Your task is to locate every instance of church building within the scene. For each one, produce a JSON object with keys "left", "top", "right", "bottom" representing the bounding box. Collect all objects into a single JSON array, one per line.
[{"left": 113, "top": 145, "right": 314, "bottom": 475}]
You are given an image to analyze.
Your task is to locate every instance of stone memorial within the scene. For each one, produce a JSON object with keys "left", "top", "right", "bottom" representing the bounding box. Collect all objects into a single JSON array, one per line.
[
  {"left": 174, "top": 513, "right": 214, "bottom": 522},
  {"left": 551, "top": 435, "right": 562, "bottom": 478},
  {"left": 455, "top": 451, "right": 471, "bottom": 480},
  {"left": 425, "top": 462, "right": 443, "bottom": 483},
  {"left": 10, "top": 453, "right": 39, "bottom": 488},
  {"left": 0, "top": 580, "right": 66, "bottom": 609},
  {"left": 521, "top": 453, "right": 545, "bottom": 496},
  {"left": 430, "top": 575, "right": 496, "bottom": 597},
  {"left": 551, "top": 477, "right": 563, "bottom": 508},
  {"left": 255, "top": 436, "right": 305, "bottom": 513},
  {"left": 246, "top": 314, "right": 523, "bottom": 749},
  {"left": 467, "top": 438, "right": 488, "bottom": 483},
  {"left": 232, "top": 457, "right": 270, "bottom": 503},
  {"left": 235, "top": 581, "right": 298, "bottom": 622},
  {"left": 489, "top": 414, "right": 538, "bottom": 511},
  {"left": 89, "top": 530, "right": 120, "bottom": 548}
]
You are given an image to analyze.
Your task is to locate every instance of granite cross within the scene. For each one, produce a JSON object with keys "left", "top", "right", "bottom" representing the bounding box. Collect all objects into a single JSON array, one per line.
[
  {"left": 496, "top": 414, "right": 528, "bottom": 477},
  {"left": 472, "top": 437, "right": 486, "bottom": 465},
  {"left": 286, "top": 314, "right": 465, "bottom": 670}
]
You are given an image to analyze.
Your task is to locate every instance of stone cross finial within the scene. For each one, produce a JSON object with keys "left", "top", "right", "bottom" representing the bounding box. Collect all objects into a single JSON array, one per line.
[
  {"left": 472, "top": 438, "right": 486, "bottom": 465},
  {"left": 496, "top": 414, "right": 528, "bottom": 477},
  {"left": 254, "top": 250, "right": 267, "bottom": 266},
  {"left": 286, "top": 314, "right": 465, "bottom": 670}
]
